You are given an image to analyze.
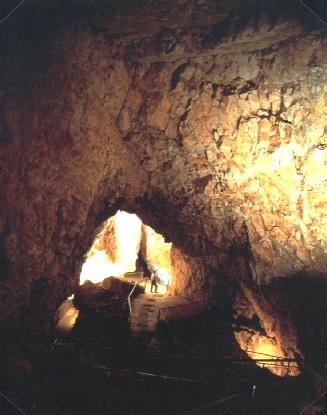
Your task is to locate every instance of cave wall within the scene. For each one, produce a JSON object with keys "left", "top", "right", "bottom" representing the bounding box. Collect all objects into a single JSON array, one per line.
[
  {"left": 170, "top": 247, "right": 234, "bottom": 306},
  {"left": 80, "top": 212, "right": 143, "bottom": 284},
  {"left": 0, "top": 17, "right": 148, "bottom": 333},
  {"left": 142, "top": 224, "right": 172, "bottom": 278},
  {"left": 120, "top": 25, "right": 327, "bottom": 281},
  {"left": 0, "top": 1, "right": 326, "bottom": 355}
]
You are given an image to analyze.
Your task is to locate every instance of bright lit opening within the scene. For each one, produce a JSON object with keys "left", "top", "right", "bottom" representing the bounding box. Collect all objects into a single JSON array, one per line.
[{"left": 79, "top": 211, "right": 172, "bottom": 290}]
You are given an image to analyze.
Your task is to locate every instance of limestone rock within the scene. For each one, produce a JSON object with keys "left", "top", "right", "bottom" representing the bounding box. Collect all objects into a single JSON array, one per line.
[{"left": 0, "top": 0, "right": 326, "bottom": 372}]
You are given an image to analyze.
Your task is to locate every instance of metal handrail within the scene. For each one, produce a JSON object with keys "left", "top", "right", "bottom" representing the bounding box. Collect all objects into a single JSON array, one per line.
[
  {"left": 244, "top": 349, "right": 288, "bottom": 359},
  {"left": 236, "top": 358, "right": 301, "bottom": 363},
  {"left": 157, "top": 300, "right": 205, "bottom": 321},
  {"left": 127, "top": 282, "right": 138, "bottom": 322},
  {"left": 181, "top": 393, "right": 241, "bottom": 415},
  {"left": 124, "top": 275, "right": 148, "bottom": 286},
  {"left": 244, "top": 349, "right": 303, "bottom": 374},
  {"left": 48, "top": 340, "right": 306, "bottom": 377},
  {"left": 0, "top": 391, "right": 26, "bottom": 414},
  {"left": 48, "top": 341, "right": 305, "bottom": 365},
  {"left": 91, "top": 364, "right": 208, "bottom": 384},
  {"left": 300, "top": 390, "right": 327, "bottom": 415},
  {"left": 159, "top": 300, "right": 205, "bottom": 313}
]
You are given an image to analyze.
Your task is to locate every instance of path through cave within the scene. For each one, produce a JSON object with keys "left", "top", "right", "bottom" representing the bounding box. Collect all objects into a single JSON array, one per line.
[{"left": 0, "top": 0, "right": 327, "bottom": 413}]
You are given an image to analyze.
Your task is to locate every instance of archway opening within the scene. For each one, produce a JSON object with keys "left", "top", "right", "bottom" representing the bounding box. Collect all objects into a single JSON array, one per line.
[
  {"left": 56, "top": 211, "right": 173, "bottom": 334},
  {"left": 79, "top": 210, "right": 172, "bottom": 293}
]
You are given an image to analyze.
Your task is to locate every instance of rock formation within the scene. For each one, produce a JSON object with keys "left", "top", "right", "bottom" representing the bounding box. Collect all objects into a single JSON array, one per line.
[{"left": 0, "top": 0, "right": 326, "bottom": 374}]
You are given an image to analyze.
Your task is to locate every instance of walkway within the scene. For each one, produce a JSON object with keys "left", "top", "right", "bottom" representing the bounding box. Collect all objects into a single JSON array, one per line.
[{"left": 130, "top": 291, "right": 203, "bottom": 337}]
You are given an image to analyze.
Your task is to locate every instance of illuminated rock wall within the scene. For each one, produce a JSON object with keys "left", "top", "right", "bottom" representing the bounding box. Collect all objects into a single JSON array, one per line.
[
  {"left": 79, "top": 212, "right": 173, "bottom": 285},
  {"left": 80, "top": 212, "right": 142, "bottom": 284},
  {"left": 0, "top": 0, "right": 326, "bottom": 363},
  {"left": 119, "top": 28, "right": 327, "bottom": 282},
  {"left": 142, "top": 224, "right": 172, "bottom": 284},
  {"left": 169, "top": 247, "right": 234, "bottom": 304}
]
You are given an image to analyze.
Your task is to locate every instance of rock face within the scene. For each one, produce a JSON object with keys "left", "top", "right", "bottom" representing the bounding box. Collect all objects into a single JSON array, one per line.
[
  {"left": 79, "top": 210, "right": 173, "bottom": 285},
  {"left": 142, "top": 224, "right": 172, "bottom": 281},
  {"left": 80, "top": 211, "right": 142, "bottom": 283},
  {"left": 0, "top": 0, "right": 326, "bottom": 371}
]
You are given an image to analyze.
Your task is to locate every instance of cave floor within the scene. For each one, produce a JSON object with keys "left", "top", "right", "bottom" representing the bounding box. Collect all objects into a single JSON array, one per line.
[{"left": 0, "top": 305, "right": 319, "bottom": 415}]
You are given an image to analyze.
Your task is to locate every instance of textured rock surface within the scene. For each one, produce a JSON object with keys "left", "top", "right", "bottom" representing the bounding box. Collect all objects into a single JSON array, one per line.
[
  {"left": 80, "top": 211, "right": 143, "bottom": 283},
  {"left": 0, "top": 0, "right": 326, "bottom": 369},
  {"left": 79, "top": 211, "right": 173, "bottom": 284},
  {"left": 142, "top": 224, "right": 172, "bottom": 278},
  {"left": 82, "top": 211, "right": 231, "bottom": 304}
]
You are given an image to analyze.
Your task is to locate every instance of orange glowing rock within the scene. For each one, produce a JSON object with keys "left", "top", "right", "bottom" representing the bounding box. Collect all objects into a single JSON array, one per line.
[{"left": 80, "top": 211, "right": 172, "bottom": 287}]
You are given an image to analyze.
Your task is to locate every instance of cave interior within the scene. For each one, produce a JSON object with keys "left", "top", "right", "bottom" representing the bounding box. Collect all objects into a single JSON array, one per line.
[{"left": 0, "top": 0, "right": 327, "bottom": 414}]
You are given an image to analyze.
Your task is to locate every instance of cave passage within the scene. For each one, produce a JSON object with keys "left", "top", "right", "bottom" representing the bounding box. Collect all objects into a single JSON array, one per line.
[
  {"left": 0, "top": 0, "right": 326, "bottom": 413},
  {"left": 56, "top": 210, "right": 173, "bottom": 334},
  {"left": 79, "top": 210, "right": 172, "bottom": 291}
]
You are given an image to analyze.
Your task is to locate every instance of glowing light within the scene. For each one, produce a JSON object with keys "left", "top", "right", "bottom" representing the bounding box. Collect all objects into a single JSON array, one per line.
[
  {"left": 154, "top": 267, "right": 170, "bottom": 285},
  {"left": 56, "top": 297, "right": 79, "bottom": 332},
  {"left": 234, "top": 332, "right": 300, "bottom": 377},
  {"left": 246, "top": 338, "right": 281, "bottom": 360},
  {"left": 80, "top": 211, "right": 142, "bottom": 284},
  {"left": 115, "top": 211, "right": 142, "bottom": 269},
  {"left": 80, "top": 251, "right": 125, "bottom": 284},
  {"left": 144, "top": 225, "right": 172, "bottom": 287},
  {"left": 79, "top": 211, "right": 172, "bottom": 288}
]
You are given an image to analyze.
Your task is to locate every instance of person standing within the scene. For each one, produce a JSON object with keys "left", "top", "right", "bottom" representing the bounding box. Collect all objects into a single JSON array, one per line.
[{"left": 150, "top": 271, "right": 158, "bottom": 293}]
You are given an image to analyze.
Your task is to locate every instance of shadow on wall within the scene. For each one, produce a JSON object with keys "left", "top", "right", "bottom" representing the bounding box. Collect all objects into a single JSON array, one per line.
[
  {"left": 203, "top": 0, "right": 327, "bottom": 49},
  {"left": 262, "top": 272, "right": 327, "bottom": 367}
]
